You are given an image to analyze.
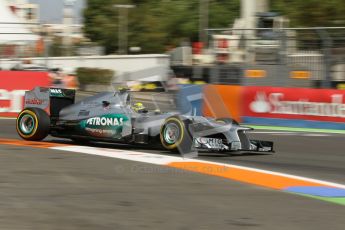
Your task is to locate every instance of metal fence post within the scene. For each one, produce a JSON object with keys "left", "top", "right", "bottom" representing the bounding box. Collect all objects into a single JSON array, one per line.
[
  {"left": 278, "top": 30, "right": 287, "bottom": 65},
  {"left": 316, "top": 29, "right": 333, "bottom": 88}
]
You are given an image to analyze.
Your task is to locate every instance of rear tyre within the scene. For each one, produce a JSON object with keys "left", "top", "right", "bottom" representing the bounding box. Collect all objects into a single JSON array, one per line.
[
  {"left": 16, "top": 108, "right": 50, "bottom": 141},
  {"left": 160, "top": 116, "right": 192, "bottom": 153}
]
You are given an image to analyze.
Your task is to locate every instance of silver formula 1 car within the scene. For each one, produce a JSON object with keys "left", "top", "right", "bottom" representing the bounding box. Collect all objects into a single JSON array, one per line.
[{"left": 16, "top": 87, "right": 274, "bottom": 154}]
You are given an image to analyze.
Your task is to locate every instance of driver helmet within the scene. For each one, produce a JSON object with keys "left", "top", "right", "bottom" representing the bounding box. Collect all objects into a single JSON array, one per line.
[{"left": 132, "top": 102, "right": 146, "bottom": 113}]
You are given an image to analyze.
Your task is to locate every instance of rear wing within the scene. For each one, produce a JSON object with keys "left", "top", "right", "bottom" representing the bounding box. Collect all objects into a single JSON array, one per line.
[{"left": 24, "top": 87, "right": 75, "bottom": 117}]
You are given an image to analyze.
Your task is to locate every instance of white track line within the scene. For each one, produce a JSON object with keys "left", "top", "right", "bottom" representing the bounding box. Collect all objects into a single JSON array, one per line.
[
  {"left": 252, "top": 131, "right": 331, "bottom": 137},
  {"left": 51, "top": 145, "right": 345, "bottom": 190},
  {"left": 252, "top": 131, "right": 295, "bottom": 134}
]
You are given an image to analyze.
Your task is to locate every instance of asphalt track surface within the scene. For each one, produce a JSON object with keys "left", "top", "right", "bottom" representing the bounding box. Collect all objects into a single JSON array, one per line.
[{"left": 0, "top": 119, "right": 344, "bottom": 230}]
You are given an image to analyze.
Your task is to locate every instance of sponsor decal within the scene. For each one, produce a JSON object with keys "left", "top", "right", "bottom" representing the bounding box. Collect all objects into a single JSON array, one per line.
[
  {"left": 245, "top": 69, "right": 266, "bottom": 78},
  {"left": 250, "top": 92, "right": 271, "bottom": 113},
  {"left": 290, "top": 71, "right": 310, "bottom": 79},
  {"left": 50, "top": 88, "right": 64, "bottom": 97},
  {"left": 86, "top": 117, "right": 124, "bottom": 126},
  {"left": 79, "top": 114, "right": 128, "bottom": 138},
  {"left": 78, "top": 110, "right": 90, "bottom": 117},
  {"left": 259, "top": 146, "right": 272, "bottom": 152},
  {"left": 243, "top": 86, "right": 345, "bottom": 122},
  {"left": 194, "top": 137, "right": 226, "bottom": 150},
  {"left": 25, "top": 98, "right": 45, "bottom": 105},
  {"left": 84, "top": 128, "right": 118, "bottom": 137},
  {"left": 250, "top": 92, "right": 345, "bottom": 117}
]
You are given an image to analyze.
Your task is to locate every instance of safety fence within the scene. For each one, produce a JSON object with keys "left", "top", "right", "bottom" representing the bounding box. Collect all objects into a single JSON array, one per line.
[{"left": 172, "top": 27, "right": 345, "bottom": 90}]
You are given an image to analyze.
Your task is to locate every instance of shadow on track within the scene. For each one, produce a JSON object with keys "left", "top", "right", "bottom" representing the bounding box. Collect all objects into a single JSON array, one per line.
[{"left": 48, "top": 137, "right": 273, "bottom": 158}]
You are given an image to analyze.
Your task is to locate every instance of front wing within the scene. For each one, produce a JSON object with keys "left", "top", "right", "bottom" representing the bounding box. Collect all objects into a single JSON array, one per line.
[
  {"left": 193, "top": 137, "right": 274, "bottom": 153},
  {"left": 248, "top": 140, "right": 274, "bottom": 153}
]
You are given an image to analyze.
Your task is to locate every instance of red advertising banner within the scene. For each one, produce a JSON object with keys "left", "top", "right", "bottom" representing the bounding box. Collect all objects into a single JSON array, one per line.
[
  {"left": 0, "top": 71, "right": 51, "bottom": 117},
  {"left": 242, "top": 86, "right": 345, "bottom": 123}
]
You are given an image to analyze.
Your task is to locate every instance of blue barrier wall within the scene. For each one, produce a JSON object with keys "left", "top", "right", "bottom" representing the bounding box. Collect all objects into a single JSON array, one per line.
[
  {"left": 176, "top": 85, "right": 203, "bottom": 116},
  {"left": 243, "top": 117, "right": 345, "bottom": 130}
]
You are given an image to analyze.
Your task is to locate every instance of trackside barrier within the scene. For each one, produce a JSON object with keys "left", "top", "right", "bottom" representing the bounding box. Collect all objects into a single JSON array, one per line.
[
  {"left": 4, "top": 76, "right": 344, "bottom": 130},
  {"left": 242, "top": 86, "right": 345, "bottom": 129},
  {"left": 196, "top": 85, "right": 345, "bottom": 129},
  {"left": 0, "top": 71, "right": 51, "bottom": 117},
  {"left": 203, "top": 85, "right": 242, "bottom": 122}
]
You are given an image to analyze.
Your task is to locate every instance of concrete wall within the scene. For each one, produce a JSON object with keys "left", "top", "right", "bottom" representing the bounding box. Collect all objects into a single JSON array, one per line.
[{"left": 0, "top": 54, "right": 170, "bottom": 77}]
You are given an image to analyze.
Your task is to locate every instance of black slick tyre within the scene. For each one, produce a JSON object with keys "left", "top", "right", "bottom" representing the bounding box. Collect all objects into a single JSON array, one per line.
[
  {"left": 16, "top": 108, "right": 50, "bottom": 141},
  {"left": 160, "top": 116, "right": 192, "bottom": 153}
]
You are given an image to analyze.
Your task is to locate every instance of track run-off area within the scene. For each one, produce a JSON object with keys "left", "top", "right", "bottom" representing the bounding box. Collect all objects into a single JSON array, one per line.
[{"left": 0, "top": 118, "right": 344, "bottom": 229}]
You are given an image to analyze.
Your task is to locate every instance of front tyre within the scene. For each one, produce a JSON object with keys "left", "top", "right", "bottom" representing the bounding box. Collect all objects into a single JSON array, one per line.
[
  {"left": 160, "top": 116, "right": 192, "bottom": 153},
  {"left": 16, "top": 108, "right": 50, "bottom": 141}
]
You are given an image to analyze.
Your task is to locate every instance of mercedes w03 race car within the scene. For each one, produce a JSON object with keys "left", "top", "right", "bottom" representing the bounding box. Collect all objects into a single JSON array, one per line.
[{"left": 16, "top": 87, "right": 274, "bottom": 155}]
